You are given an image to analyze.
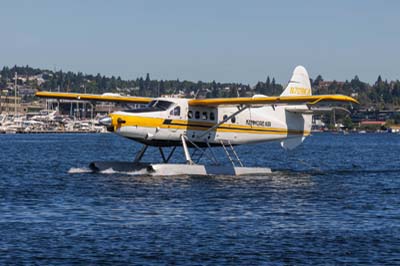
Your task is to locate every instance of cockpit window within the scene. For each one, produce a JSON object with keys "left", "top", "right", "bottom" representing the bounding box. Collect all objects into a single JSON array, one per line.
[
  {"left": 147, "top": 100, "right": 173, "bottom": 110},
  {"left": 170, "top": 106, "right": 180, "bottom": 116}
]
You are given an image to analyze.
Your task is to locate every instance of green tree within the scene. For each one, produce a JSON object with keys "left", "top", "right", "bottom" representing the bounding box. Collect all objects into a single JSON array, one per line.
[
  {"left": 313, "top": 75, "right": 323, "bottom": 87},
  {"left": 342, "top": 116, "right": 354, "bottom": 129}
]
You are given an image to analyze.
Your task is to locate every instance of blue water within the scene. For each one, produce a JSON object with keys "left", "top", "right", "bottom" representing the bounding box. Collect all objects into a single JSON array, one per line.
[{"left": 1, "top": 133, "right": 399, "bottom": 265}]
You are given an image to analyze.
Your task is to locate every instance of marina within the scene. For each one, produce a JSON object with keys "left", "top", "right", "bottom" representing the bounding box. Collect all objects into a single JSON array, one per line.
[{"left": 0, "top": 111, "right": 107, "bottom": 134}]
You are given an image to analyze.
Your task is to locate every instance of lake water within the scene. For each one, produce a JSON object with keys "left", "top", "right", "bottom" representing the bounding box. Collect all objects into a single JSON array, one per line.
[{"left": 0, "top": 133, "right": 399, "bottom": 265}]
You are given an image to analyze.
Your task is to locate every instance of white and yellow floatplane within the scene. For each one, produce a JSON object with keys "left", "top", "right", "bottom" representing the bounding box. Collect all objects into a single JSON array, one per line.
[{"left": 36, "top": 66, "right": 358, "bottom": 176}]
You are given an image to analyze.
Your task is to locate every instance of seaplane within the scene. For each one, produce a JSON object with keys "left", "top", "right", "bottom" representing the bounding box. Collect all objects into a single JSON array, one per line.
[{"left": 36, "top": 66, "right": 358, "bottom": 176}]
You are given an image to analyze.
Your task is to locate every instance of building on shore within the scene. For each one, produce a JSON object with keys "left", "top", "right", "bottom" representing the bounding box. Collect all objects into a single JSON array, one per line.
[{"left": 0, "top": 94, "right": 23, "bottom": 114}]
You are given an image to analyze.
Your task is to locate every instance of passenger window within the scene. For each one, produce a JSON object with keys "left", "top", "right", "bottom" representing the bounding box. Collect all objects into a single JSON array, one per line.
[
  {"left": 231, "top": 116, "right": 236, "bottom": 123},
  {"left": 188, "top": 111, "right": 193, "bottom": 119},
  {"left": 210, "top": 112, "right": 215, "bottom": 121},
  {"left": 202, "top": 112, "right": 208, "bottom": 120},
  {"left": 195, "top": 111, "right": 200, "bottom": 119}
]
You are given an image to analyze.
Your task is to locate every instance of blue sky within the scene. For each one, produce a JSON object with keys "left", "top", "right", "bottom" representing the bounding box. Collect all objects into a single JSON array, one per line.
[{"left": 1, "top": 0, "right": 399, "bottom": 84}]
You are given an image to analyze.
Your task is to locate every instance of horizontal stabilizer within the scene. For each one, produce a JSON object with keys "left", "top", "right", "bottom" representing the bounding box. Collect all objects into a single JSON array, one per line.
[
  {"left": 285, "top": 106, "right": 351, "bottom": 114},
  {"left": 285, "top": 107, "right": 313, "bottom": 114}
]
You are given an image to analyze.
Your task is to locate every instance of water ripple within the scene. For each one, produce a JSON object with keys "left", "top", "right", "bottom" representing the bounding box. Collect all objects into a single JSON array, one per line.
[{"left": 0, "top": 133, "right": 399, "bottom": 265}]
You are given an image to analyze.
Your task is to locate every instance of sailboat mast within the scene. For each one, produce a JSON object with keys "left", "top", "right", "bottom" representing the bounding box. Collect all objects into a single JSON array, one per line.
[{"left": 14, "top": 72, "right": 17, "bottom": 117}]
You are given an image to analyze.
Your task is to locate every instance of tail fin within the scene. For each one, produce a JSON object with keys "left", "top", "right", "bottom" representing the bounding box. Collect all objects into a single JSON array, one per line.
[
  {"left": 280, "top": 66, "right": 311, "bottom": 96},
  {"left": 280, "top": 66, "right": 312, "bottom": 150}
]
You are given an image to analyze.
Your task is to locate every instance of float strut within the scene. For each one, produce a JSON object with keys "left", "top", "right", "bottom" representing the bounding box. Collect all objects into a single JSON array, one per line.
[
  {"left": 159, "top": 146, "right": 177, "bottom": 163},
  {"left": 134, "top": 144, "right": 148, "bottom": 163},
  {"left": 181, "top": 135, "right": 193, "bottom": 165}
]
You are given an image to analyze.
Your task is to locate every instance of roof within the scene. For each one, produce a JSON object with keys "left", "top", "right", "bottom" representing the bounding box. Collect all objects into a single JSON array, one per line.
[{"left": 360, "top": 120, "right": 386, "bottom": 125}]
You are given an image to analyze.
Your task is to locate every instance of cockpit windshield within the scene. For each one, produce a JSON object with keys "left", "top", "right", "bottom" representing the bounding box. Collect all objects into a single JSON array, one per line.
[
  {"left": 147, "top": 100, "right": 173, "bottom": 110},
  {"left": 124, "top": 100, "right": 174, "bottom": 113}
]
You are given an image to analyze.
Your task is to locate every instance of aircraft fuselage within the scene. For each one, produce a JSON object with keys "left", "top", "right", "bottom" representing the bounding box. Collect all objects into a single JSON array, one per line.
[{"left": 108, "top": 97, "right": 312, "bottom": 147}]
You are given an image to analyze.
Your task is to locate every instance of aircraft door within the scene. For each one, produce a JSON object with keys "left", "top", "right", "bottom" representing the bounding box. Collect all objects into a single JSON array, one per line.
[{"left": 167, "top": 105, "right": 181, "bottom": 135}]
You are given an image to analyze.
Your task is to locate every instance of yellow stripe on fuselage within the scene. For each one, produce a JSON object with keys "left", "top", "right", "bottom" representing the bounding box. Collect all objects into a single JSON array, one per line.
[{"left": 111, "top": 115, "right": 310, "bottom": 136}]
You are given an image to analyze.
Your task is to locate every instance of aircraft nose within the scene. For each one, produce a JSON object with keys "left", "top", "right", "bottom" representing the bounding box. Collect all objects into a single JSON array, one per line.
[{"left": 99, "top": 116, "right": 112, "bottom": 127}]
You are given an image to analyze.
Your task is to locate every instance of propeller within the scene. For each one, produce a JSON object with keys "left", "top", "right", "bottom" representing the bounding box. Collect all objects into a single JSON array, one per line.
[
  {"left": 99, "top": 116, "right": 112, "bottom": 127},
  {"left": 99, "top": 116, "right": 114, "bottom": 132}
]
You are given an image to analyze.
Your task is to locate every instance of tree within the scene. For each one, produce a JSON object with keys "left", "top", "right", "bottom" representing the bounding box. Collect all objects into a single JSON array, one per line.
[
  {"left": 271, "top": 78, "right": 277, "bottom": 95},
  {"left": 254, "top": 82, "right": 263, "bottom": 94},
  {"left": 342, "top": 116, "right": 354, "bottom": 129},
  {"left": 145, "top": 73, "right": 150, "bottom": 89},
  {"left": 375, "top": 75, "right": 383, "bottom": 86},
  {"left": 313, "top": 75, "right": 323, "bottom": 87},
  {"left": 110, "top": 76, "right": 117, "bottom": 90},
  {"left": 261, "top": 76, "right": 271, "bottom": 95},
  {"left": 159, "top": 80, "right": 165, "bottom": 95}
]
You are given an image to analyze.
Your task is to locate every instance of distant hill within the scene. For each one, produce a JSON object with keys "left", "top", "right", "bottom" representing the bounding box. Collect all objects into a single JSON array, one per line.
[{"left": 1, "top": 65, "right": 400, "bottom": 109}]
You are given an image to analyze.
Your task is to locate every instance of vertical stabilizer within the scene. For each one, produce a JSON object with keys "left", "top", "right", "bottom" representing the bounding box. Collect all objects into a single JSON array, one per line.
[
  {"left": 280, "top": 66, "right": 312, "bottom": 150},
  {"left": 280, "top": 66, "right": 311, "bottom": 96}
]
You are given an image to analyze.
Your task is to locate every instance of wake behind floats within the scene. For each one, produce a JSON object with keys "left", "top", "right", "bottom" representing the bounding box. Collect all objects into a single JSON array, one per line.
[{"left": 36, "top": 66, "right": 358, "bottom": 176}]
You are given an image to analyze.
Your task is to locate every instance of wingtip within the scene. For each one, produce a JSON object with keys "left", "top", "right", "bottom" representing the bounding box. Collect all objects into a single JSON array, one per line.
[
  {"left": 348, "top": 96, "right": 359, "bottom": 104},
  {"left": 336, "top": 95, "right": 359, "bottom": 104}
]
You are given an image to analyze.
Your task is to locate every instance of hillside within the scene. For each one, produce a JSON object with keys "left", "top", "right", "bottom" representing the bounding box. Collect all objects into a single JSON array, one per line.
[{"left": 1, "top": 65, "right": 400, "bottom": 110}]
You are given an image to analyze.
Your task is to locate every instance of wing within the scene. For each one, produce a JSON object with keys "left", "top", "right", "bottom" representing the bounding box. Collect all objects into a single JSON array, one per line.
[
  {"left": 188, "top": 95, "right": 358, "bottom": 107},
  {"left": 35, "top": 91, "right": 153, "bottom": 104}
]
